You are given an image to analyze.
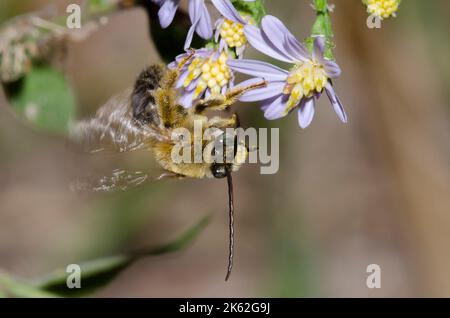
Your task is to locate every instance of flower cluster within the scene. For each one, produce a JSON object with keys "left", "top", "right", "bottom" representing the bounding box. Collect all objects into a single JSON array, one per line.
[
  {"left": 154, "top": 0, "right": 349, "bottom": 129},
  {"left": 169, "top": 48, "right": 233, "bottom": 108},
  {"left": 212, "top": 0, "right": 255, "bottom": 58},
  {"left": 228, "top": 16, "right": 347, "bottom": 128},
  {"left": 365, "top": 0, "right": 400, "bottom": 19}
]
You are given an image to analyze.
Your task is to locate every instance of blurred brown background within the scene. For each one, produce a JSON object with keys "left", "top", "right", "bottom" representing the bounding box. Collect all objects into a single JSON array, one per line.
[{"left": 0, "top": 0, "right": 449, "bottom": 297}]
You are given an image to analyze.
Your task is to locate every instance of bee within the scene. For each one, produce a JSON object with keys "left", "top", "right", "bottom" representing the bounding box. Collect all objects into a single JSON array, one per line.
[{"left": 71, "top": 50, "right": 266, "bottom": 280}]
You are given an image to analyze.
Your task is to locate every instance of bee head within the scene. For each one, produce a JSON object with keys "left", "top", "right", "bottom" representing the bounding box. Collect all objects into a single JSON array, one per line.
[
  {"left": 210, "top": 131, "right": 248, "bottom": 179},
  {"left": 211, "top": 163, "right": 229, "bottom": 179}
]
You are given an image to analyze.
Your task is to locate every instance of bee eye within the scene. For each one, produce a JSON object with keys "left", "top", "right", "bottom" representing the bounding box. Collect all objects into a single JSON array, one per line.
[{"left": 211, "top": 164, "right": 228, "bottom": 179}]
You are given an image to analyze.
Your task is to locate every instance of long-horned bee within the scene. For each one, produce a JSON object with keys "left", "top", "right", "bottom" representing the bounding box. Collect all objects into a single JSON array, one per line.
[{"left": 71, "top": 50, "right": 266, "bottom": 280}]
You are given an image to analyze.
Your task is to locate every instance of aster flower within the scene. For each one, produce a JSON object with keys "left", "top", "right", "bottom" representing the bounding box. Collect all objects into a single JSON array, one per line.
[
  {"left": 211, "top": 0, "right": 255, "bottom": 58},
  {"left": 227, "top": 15, "right": 347, "bottom": 129},
  {"left": 153, "top": 0, "right": 213, "bottom": 49},
  {"left": 170, "top": 48, "right": 234, "bottom": 108},
  {"left": 365, "top": 0, "right": 400, "bottom": 19}
]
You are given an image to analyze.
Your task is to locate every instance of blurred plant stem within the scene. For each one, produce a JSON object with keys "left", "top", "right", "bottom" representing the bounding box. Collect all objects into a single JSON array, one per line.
[
  {"left": 0, "top": 214, "right": 211, "bottom": 298},
  {"left": 0, "top": 272, "right": 59, "bottom": 298}
]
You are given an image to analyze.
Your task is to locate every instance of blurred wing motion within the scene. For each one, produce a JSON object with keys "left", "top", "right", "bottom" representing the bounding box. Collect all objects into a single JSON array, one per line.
[
  {"left": 68, "top": 90, "right": 174, "bottom": 193},
  {"left": 69, "top": 89, "right": 165, "bottom": 154},
  {"left": 70, "top": 168, "right": 151, "bottom": 193}
]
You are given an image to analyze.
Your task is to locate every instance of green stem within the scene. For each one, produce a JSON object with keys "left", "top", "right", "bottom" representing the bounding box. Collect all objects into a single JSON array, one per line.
[{"left": 310, "top": 0, "right": 335, "bottom": 60}]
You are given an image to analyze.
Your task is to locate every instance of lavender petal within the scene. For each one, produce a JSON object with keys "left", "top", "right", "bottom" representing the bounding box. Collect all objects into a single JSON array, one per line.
[
  {"left": 312, "top": 36, "right": 326, "bottom": 61},
  {"left": 211, "top": 0, "right": 246, "bottom": 24},
  {"left": 176, "top": 69, "right": 190, "bottom": 88},
  {"left": 284, "top": 34, "right": 310, "bottom": 62},
  {"left": 193, "top": 0, "right": 213, "bottom": 39},
  {"left": 238, "top": 81, "right": 286, "bottom": 102},
  {"left": 297, "top": 98, "right": 316, "bottom": 129},
  {"left": 323, "top": 60, "right": 342, "bottom": 78},
  {"left": 264, "top": 95, "right": 288, "bottom": 120},
  {"left": 227, "top": 59, "right": 289, "bottom": 81},
  {"left": 244, "top": 25, "right": 293, "bottom": 63},
  {"left": 261, "top": 15, "right": 308, "bottom": 62},
  {"left": 219, "top": 38, "right": 227, "bottom": 52},
  {"left": 235, "top": 44, "right": 246, "bottom": 58},
  {"left": 158, "top": 0, "right": 180, "bottom": 28},
  {"left": 184, "top": 22, "right": 198, "bottom": 50},
  {"left": 214, "top": 18, "right": 224, "bottom": 42},
  {"left": 325, "top": 82, "right": 348, "bottom": 123},
  {"left": 179, "top": 88, "right": 197, "bottom": 108}
]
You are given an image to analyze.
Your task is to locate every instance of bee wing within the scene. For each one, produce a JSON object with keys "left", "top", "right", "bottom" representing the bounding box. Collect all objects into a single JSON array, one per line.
[
  {"left": 69, "top": 89, "right": 166, "bottom": 154},
  {"left": 71, "top": 168, "right": 149, "bottom": 192},
  {"left": 68, "top": 89, "right": 178, "bottom": 192},
  {"left": 71, "top": 168, "right": 170, "bottom": 193},
  {"left": 68, "top": 141, "right": 180, "bottom": 193},
  {"left": 70, "top": 163, "right": 181, "bottom": 193}
]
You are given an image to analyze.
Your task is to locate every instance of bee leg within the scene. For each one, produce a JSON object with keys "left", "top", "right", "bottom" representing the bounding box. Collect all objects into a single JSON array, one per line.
[
  {"left": 194, "top": 95, "right": 228, "bottom": 114},
  {"left": 194, "top": 80, "right": 267, "bottom": 114},
  {"left": 155, "top": 172, "right": 185, "bottom": 181},
  {"left": 156, "top": 50, "right": 195, "bottom": 127},
  {"left": 163, "top": 48, "right": 196, "bottom": 89},
  {"left": 224, "top": 80, "right": 268, "bottom": 104},
  {"left": 177, "top": 48, "right": 196, "bottom": 70},
  {"left": 207, "top": 114, "right": 238, "bottom": 130}
]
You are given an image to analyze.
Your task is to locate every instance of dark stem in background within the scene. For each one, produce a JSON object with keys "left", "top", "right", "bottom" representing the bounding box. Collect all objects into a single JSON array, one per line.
[
  {"left": 225, "top": 171, "right": 235, "bottom": 281},
  {"left": 120, "top": 0, "right": 206, "bottom": 63}
]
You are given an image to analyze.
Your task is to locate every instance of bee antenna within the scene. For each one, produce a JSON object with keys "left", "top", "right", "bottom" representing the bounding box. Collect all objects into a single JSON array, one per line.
[{"left": 225, "top": 170, "right": 235, "bottom": 281}]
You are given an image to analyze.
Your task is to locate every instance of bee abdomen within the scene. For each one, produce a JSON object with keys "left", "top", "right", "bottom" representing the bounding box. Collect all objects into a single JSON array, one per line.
[{"left": 131, "top": 64, "right": 165, "bottom": 125}]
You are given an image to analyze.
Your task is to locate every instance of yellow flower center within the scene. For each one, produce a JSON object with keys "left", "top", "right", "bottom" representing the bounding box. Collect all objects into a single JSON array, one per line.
[
  {"left": 183, "top": 52, "right": 231, "bottom": 97},
  {"left": 220, "top": 19, "right": 248, "bottom": 49},
  {"left": 367, "top": 0, "right": 400, "bottom": 19},
  {"left": 284, "top": 60, "right": 328, "bottom": 111}
]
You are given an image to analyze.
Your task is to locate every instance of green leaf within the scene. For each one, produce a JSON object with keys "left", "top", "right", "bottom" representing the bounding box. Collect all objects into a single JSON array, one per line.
[
  {"left": 0, "top": 272, "right": 59, "bottom": 298},
  {"left": 6, "top": 65, "right": 76, "bottom": 135},
  {"left": 30, "top": 214, "right": 211, "bottom": 297}
]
